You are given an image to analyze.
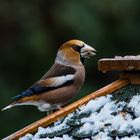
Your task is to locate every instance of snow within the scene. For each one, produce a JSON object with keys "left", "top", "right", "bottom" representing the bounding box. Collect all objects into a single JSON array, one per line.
[
  {"left": 116, "top": 136, "right": 140, "bottom": 140},
  {"left": 79, "top": 95, "right": 111, "bottom": 114},
  {"left": 128, "top": 95, "right": 140, "bottom": 117},
  {"left": 92, "top": 132, "right": 112, "bottom": 140},
  {"left": 131, "top": 117, "right": 140, "bottom": 132},
  {"left": 20, "top": 95, "right": 140, "bottom": 140},
  {"left": 115, "top": 55, "right": 140, "bottom": 60},
  {"left": 20, "top": 134, "right": 73, "bottom": 140}
]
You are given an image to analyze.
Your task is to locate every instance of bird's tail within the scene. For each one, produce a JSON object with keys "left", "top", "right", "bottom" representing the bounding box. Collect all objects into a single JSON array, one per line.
[{"left": 1, "top": 102, "right": 16, "bottom": 111}]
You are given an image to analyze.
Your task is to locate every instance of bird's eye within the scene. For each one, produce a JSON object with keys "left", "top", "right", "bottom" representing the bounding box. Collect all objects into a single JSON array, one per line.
[{"left": 72, "top": 46, "right": 81, "bottom": 53}]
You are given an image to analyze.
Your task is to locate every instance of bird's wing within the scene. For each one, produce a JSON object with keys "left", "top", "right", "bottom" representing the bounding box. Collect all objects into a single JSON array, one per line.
[{"left": 12, "top": 63, "right": 76, "bottom": 100}]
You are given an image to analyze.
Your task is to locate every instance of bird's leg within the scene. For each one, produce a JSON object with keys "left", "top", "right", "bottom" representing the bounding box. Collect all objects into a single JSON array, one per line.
[
  {"left": 46, "top": 105, "right": 62, "bottom": 116},
  {"left": 47, "top": 110, "right": 53, "bottom": 115},
  {"left": 58, "top": 105, "right": 62, "bottom": 110}
]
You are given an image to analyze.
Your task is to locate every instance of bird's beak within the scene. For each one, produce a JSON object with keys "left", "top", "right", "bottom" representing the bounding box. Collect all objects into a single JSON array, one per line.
[{"left": 81, "top": 44, "right": 96, "bottom": 58}]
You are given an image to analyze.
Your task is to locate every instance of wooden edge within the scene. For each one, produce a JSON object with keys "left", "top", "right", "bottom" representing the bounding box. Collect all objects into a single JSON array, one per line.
[
  {"left": 98, "top": 59, "right": 140, "bottom": 72},
  {"left": 3, "top": 80, "right": 130, "bottom": 140}
]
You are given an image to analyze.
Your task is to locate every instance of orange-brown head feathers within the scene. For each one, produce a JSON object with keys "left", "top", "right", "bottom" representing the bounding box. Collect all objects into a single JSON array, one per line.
[{"left": 56, "top": 39, "right": 96, "bottom": 65}]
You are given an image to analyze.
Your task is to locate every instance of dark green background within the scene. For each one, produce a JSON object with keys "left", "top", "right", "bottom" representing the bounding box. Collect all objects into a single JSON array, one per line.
[{"left": 0, "top": 0, "right": 140, "bottom": 138}]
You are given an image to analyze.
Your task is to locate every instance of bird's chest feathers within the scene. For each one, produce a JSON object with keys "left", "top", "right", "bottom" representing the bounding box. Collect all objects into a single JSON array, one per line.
[{"left": 74, "top": 65, "right": 85, "bottom": 86}]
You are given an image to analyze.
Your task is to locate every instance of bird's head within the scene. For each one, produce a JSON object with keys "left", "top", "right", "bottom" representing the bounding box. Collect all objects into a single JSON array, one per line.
[{"left": 56, "top": 39, "right": 96, "bottom": 65}]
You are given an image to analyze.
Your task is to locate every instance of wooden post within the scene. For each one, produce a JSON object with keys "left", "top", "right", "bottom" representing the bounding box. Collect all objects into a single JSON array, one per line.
[{"left": 3, "top": 80, "right": 129, "bottom": 140}]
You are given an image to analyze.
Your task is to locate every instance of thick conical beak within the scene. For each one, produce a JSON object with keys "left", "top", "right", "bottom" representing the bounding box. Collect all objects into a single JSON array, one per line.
[{"left": 81, "top": 44, "right": 96, "bottom": 58}]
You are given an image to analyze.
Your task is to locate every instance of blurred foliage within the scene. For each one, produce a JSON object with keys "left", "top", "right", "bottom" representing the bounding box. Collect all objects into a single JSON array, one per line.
[{"left": 0, "top": 0, "right": 140, "bottom": 138}]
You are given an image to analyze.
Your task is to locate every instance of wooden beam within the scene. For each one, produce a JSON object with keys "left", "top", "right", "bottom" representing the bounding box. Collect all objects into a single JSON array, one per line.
[
  {"left": 98, "top": 57, "right": 140, "bottom": 72},
  {"left": 3, "top": 80, "right": 130, "bottom": 140}
]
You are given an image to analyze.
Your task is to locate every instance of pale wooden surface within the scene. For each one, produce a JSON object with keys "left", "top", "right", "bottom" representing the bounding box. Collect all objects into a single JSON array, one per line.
[
  {"left": 98, "top": 55, "right": 140, "bottom": 72},
  {"left": 3, "top": 80, "right": 130, "bottom": 140}
]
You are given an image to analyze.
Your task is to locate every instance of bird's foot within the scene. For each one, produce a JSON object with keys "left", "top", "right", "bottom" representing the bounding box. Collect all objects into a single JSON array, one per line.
[{"left": 58, "top": 105, "right": 62, "bottom": 110}]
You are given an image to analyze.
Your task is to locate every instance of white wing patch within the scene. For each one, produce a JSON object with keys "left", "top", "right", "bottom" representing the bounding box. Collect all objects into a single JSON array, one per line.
[{"left": 47, "top": 74, "right": 74, "bottom": 87}]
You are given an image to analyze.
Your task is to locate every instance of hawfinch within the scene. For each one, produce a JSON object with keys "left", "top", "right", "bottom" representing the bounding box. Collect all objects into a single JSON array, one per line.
[{"left": 2, "top": 40, "right": 96, "bottom": 112}]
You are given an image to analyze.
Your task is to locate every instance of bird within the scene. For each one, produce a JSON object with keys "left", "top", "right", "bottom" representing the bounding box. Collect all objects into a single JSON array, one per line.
[{"left": 2, "top": 39, "right": 96, "bottom": 112}]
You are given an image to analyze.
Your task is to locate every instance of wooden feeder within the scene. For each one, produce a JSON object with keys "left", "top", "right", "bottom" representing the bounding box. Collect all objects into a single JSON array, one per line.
[{"left": 3, "top": 55, "right": 140, "bottom": 140}]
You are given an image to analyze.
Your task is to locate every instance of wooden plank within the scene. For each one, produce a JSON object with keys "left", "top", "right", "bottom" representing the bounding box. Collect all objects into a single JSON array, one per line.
[
  {"left": 3, "top": 80, "right": 130, "bottom": 140},
  {"left": 98, "top": 56, "right": 140, "bottom": 72}
]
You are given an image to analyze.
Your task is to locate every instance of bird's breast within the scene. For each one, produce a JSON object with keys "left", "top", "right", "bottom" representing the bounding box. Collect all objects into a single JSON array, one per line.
[{"left": 74, "top": 64, "right": 85, "bottom": 87}]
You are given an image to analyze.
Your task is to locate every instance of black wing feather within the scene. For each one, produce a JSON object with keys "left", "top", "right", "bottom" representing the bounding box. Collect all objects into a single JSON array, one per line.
[
  {"left": 12, "top": 80, "right": 74, "bottom": 100},
  {"left": 12, "top": 64, "right": 76, "bottom": 100}
]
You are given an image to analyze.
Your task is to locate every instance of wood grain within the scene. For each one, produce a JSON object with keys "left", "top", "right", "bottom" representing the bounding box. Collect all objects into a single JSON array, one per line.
[
  {"left": 3, "top": 80, "right": 130, "bottom": 140},
  {"left": 98, "top": 58, "right": 140, "bottom": 72}
]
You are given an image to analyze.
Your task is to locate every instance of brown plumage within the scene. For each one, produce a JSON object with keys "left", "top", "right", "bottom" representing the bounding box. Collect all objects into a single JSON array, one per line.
[{"left": 2, "top": 40, "right": 96, "bottom": 112}]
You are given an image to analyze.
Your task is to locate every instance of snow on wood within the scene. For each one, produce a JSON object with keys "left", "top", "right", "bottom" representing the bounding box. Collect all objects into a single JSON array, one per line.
[{"left": 20, "top": 91, "right": 140, "bottom": 140}]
